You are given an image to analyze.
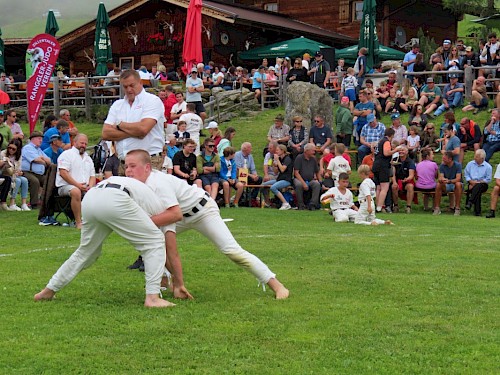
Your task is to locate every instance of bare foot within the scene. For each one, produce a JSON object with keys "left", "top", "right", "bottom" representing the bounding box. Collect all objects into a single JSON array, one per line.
[
  {"left": 34, "top": 288, "right": 55, "bottom": 301},
  {"left": 144, "top": 294, "right": 176, "bottom": 308},
  {"left": 371, "top": 221, "right": 379, "bottom": 226},
  {"left": 385, "top": 220, "right": 394, "bottom": 225},
  {"left": 267, "top": 278, "right": 289, "bottom": 300}
]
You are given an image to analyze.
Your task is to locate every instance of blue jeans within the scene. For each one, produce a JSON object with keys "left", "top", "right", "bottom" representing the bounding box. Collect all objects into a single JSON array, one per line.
[
  {"left": 12, "top": 175, "right": 29, "bottom": 199},
  {"left": 483, "top": 141, "right": 500, "bottom": 162},
  {"left": 357, "top": 144, "right": 372, "bottom": 165},
  {"left": 434, "top": 92, "right": 463, "bottom": 116},
  {"left": 263, "top": 179, "right": 291, "bottom": 196}
]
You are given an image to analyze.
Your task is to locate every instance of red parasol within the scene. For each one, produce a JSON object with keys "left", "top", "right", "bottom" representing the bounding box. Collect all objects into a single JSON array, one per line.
[
  {"left": 0, "top": 89, "right": 10, "bottom": 105},
  {"left": 182, "top": 0, "right": 203, "bottom": 75}
]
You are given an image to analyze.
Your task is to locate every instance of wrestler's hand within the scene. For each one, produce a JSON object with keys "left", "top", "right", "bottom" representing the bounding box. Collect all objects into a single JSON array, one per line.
[{"left": 173, "top": 286, "right": 194, "bottom": 300}]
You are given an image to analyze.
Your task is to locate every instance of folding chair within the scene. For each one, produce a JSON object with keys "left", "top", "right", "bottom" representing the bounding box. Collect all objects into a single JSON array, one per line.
[{"left": 38, "top": 164, "right": 74, "bottom": 224}]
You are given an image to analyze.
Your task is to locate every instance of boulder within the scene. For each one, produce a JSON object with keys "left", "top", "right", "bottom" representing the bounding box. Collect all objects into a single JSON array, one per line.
[{"left": 285, "top": 82, "right": 334, "bottom": 131}]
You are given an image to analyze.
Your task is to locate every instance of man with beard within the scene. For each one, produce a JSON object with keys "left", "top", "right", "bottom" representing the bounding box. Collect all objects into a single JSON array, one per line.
[{"left": 55, "top": 134, "right": 96, "bottom": 229}]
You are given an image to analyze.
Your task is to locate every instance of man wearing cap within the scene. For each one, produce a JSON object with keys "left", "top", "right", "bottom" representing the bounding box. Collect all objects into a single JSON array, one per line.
[
  {"left": 335, "top": 96, "right": 353, "bottom": 147},
  {"left": 403, "top": 44, "right": 420, "bottom": 74},
  {"left": 463, "top": 46, "right": 480, "bottom": 71},
  {"left": 43, "top": 134, "right": 64, "bottom": 164},
  {"left": 0, "top": 111, "right": 12, "bottom": 151},
  {"left": 186, "top": 66, "right": 207, "bottom": 123},
  {"left": 431, "top": 40, "right": 452, "bottom": 74},
  {"left": 267, "top": 114, "right": 290, "bottom": 146},
  {"left": 308, "top": 51, "right": 330, "bottom": 88},
  {"left": 419, "top": 77, "right": 442, "bottom": 116},
  {"left": 21, "top": 131, "right": 52, "bottom": 208},
  {"left": 456, "top": 40, "right": 467, "bottom": 57},
  {"left": 56, "top": 134, "right": 96, "bottom": 229},
  {"left": 390, "top": 112, "right": 408, "bottom": 145},
  {"left": 433, "top": 74, "right": 464, "bottom": 117},
  {"left": 358, "top": 113, "right": 385, "bottom": 164},
  {"left": 353, "top": 90, "right": 375, "bottom": 145},
  {"left": 102, "top": 70, "right": 166, "bottom": 174},
  {"left": 41, "top": 120, "right": 71, "bottom": 151},
  {"left": 302, "top": 53, "right": 311, "bottom": 70},
  {"left": 252, "top": 65, "right": 266, "bottom": 103}
]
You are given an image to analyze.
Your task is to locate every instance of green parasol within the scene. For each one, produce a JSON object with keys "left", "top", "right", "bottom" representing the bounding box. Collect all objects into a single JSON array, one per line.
[
  {"left": 45, "top": 10, "right": 60, "bottom": 36},
  {"left": 358, "top": 0, "right": 379, "bottom": 71},
  {"left": 239, "top": 36, "right": 332, "bottom": 60},
  {"left": 0, "top": 28, "right": 5, "bottom": 74},
  {"left": 94, "top": 3, "right": 112, "bottom": 76}
]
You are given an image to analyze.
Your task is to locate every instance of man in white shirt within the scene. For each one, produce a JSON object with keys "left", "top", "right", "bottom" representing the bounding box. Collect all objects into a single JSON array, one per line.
[
  {"left": 170, "top": 92, "right": 187, "bottom": 130},
  {"left": 125, "top": 149, "right": 290, "bottom": 300},
  {"left": 179, "top": 103, "right": 203, "bottom": 154},
  {"left": 185, "top": 66, "right": 207, "bottom": 122},
  {"left": 101, "top": 70, "right": 165, "bottom": 173},
  {"left": 56, "top": 134, "right": 96, "bottom": 229}
]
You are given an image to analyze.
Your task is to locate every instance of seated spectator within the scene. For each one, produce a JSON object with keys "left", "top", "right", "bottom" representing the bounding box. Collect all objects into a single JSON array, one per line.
[
  {"left": 55, "top": 134, "right": 96, "bottom": 229},
  {"left": 173, "top": 120, "right": 190, "bottom": 145},
  {"left": 433, "top": 151, "right": 462, "bottom": 216},
  {"left": 43, "top": 134, "right": 64, "bottom": 164},
  {"left": 374, "top": 80, "right": 389, "bottom": 110},
  {"left": 4, "top": 110, "right": 24, "bottom": 141},
  {"left": 165, "top": 134, "right": 180, "bottom": 160},
  {"left": 485, "top": 163, "right": 500, "bottom": 218},
  {"left": 462, "top": 76, "right": 489, "bottom": 114},
  {"left": 433, "top": 73, "right": 464, "bottom": 117},
  {"left": 197, "top": 138, "right": 220, "bottom": 200},
  {"left": 441, "top": 123, "right": 461, "bottom": 162},
  {"left": 390, "top": 112, "right": 408, "bottom": 145},
  {"left": 0, "top": 156, "right": 13, "bottom": 210},
  {"left": 41, "top": 120, "right": 71, "bottom": 151},
  {"left": 384, "top": 88, "right": 398, "bottom": 113},
  {"left": 415, "top": 148, "right": 438, "bottom": 211},
  {"left": 444, "top": 46, "right": 462, "bottom": 73},
  {"left": 464, "top": 149, "right": 492, "bottom": 216},
  {"left": 21, "top": 131, "right": 51, "bottom": 209},
  {"left": 358, "top": 113, "right": 385, "bottom": 164},
  {"left": 407, "top": 126, "right": 420, "bottom": 160},
  {"left": 293, "top": 143, "right": 321, "bottom": 210},
  {"left": 1, "top": 139, "right": 30, "bottom": 211},
  {"left": 366, "top": 88, "right": 383, "bottom": 119},
  {"left": 335, "top": 96, "right": 353, "bottom": 147},
  {"left": 172, "top": 138, "right": 200, "bottom": 185},
  {"left": 479, "top": 32, "right": 499, "bottom": 78},
  {"left": 413, "top": 53, "right": 427, "bottom": 74},
  {"left": 462, "top": 46, "right": 480, "bottom": 71},
  {"left": 217, "top": 127, "right": 236, "bottom": 157},
  {"left": 59, "top": 109, "right": 78, "bottom": 143},
  {"left": 482, "top": 108, "right": 500, "bottom": 162},
  {"left": 102, "top": 141, "right": 119, "bottom": 178},
  {"left": 320, "top": 172, "right": 358, "bottom": 222},
  {"left": 391, "top": 146, "right": 416, "bottom": 213},
  {"left": 234, "top": 142, "right": 263, "bottom": 205},
  {"left": 263, "top": 141, "right": 279, "bottom": 182},
  {"left": 219, "top": 146, "right": 244, "bottom": 208},
  {"left": 309, "top": 115, "right": 332, "bottom": 153},
  {"left": 161, "top": 144, "right": 173, "bottom": 174},
  {"left": 408, "top": 104, "right": 428, "bottom": 131},
  {"left": 210, "top": 66, "right": 224, "bottom": 89},
  {"left": 412, "top": 75, "right": 426, "bottom": 98},
  {"left": 419, "top": 78, "right": 442, "bottom": 116},
  {"left": 206, "top": 121, "right": 222, "bottom": 147},
  {"left": 0, "top": 110, "right": 12, "bottom": 151},
  {"left": 420, "top": 123, "right": 439, "bottom": 149},
  {"left": 386, "top": 71, "right": 397, "bottom": 89},
  {"left": 263, "top": 145, "right": 294, "bottom": 210},
  {"left": 288, "top": 115, "right": 309, "bottom": 159},
  {"left": 42, "top": 115, "right": 58, "bottom": 134},
  {"left": 267, "top": 114, "right": 290, "bottom": 147},
  {"left": 437, "top": 112, "right": 460, "bottom": 152},
  {"left": 458, "top": 117, "right": 481, "bottom": 163}
]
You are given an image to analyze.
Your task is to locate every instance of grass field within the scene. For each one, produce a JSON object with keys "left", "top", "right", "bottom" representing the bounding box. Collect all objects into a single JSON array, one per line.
[{"left": 1, "top": 104, "right": 499, "bottom": 373}]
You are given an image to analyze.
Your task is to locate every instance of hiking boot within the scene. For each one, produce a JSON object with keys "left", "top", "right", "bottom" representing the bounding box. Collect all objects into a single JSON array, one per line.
[{"left": 486, "top": 210, "right": 495, "bottom": 218}]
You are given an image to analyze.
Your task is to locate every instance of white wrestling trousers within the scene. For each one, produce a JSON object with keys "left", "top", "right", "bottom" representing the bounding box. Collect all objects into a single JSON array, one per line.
[
  {"left": 46, "top": 188, "right": 166, "bottom": 295},
  {"left": 333, "top": 208, "right": 358, "bottom": 222},
  {"left": 354, "top": 202, "right": 386, "bottom": 225},
  {"left": 176, "top": 199, "right": 276, "bottom": 284}
]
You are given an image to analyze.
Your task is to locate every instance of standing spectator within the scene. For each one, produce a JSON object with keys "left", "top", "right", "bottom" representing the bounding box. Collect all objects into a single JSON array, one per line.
[
  {"left": 308, "top": 51, "right": 330, "bottom": 88},
  {"left": 1, "top": 139, "right": 30, "bottom": 210},
  {"left": 403, "top": 44, "right": 420, "bottom": 76},
  {"left": 185, "top": 66, "right": 207, "bottom": 122},
  {"left": 302, "top": 53, "right": 311, "bottom": 70},
  {"left": 170, "top": 92, "right": 187, "bottom": 129},
  {"left": 372, "top": 128, "right": 399, "bottom": 212},
  {"left": 353, "top": 47, "right": 367, "bottom": 89},
  {"left": 340, "top": 67, "right": 358, "bottom": 112},
  {"left": 286, "top": 58, "right": 309, "bottom": 83},
  {"left": 252, "top": 65, "right": 266, "bottom": 104},
  {"left": 160, "top": 85, "right": 177, "bottom": 134},
  {"left": 479, "top": 32, "right": 499, "bottom": 78},
  {"left": 353, "top": 90, "right": 375, "bottom": 145},
  {"left": 293, "top": 143, "right": 321, "bottom": 210},
  {"left": 309, "top": 115, "right": 332, "bottom": 153},
  {"left": 482, "top": 108, "right": 500, "bottom": 162},
  {"left": 357, "top": 113, "right": 385, "bottom": 165},
  {"left": 21, "top": 131, "right": 51, "bottom": 209},
  {"left": 464, "top": 149, "right": 492, "bottom": 216},
  {"left": 4, "top": 110, "right": 24, "bottom": 141},
  {"left": 335, "top": 96, "right": 353, "bottom": 147}
]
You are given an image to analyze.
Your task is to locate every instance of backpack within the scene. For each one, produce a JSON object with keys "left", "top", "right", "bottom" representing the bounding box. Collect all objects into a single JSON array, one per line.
[{"left": 91, "top": 140, "right": 110, "bottom": 173}]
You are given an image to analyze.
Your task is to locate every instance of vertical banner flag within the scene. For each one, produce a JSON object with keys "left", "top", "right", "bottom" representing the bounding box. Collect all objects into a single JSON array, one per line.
[{"left": 26, "top": 33, "right": 60, "bottom": 133}]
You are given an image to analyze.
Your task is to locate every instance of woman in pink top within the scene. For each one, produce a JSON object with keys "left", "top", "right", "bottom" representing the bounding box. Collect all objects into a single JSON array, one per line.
[{"left": 415, "top": 148, "right": 438, "bottom": 210}]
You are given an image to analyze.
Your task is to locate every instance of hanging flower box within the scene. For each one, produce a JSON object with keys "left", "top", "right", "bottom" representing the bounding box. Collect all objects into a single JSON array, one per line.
[{"left": 147, "top": 33, "right": 165, "bottom": 45}]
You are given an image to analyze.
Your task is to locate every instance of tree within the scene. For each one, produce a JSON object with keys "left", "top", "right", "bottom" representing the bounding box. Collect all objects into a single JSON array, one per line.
[{"left": 443, "top": 0, "right": 499, "bottom": 17}]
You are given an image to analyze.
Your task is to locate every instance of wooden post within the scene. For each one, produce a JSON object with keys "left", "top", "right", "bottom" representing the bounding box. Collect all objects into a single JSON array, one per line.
[
  {"left": 209, "top": 95, "right": 214, "bottom": 121},
  {"left": 464, "top": 66, "right": 473, "bottom": 100},
  {"left": 53, "top": 77, "right": 60, "bottom": 116},
  {"left": 85, "top": 77, "right": 92, "bottom": 121},
  {"left": 396, "top": 67, "right": 404, "bottom": 86}
]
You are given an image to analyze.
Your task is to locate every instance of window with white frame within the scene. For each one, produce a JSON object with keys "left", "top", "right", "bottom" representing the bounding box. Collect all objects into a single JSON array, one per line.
[
  {"left": 352, "top": 1, "right": 363, "bottom": 21},
  {"left": 264, "top": 3, "right": 278, "bottom": 12}
]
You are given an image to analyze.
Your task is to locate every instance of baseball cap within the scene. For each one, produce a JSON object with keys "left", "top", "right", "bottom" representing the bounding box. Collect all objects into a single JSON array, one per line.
[
  {"left": 269, "top": 66, "right": 276, "bottom": 71},
  {"left": 391, "top": 112, "right": 400, "bottom": 120},
  {"left": 206, "top": 121, "right": 218, "bottom": 129},
  {"left": 29, "top": 131, "right": 43, "bottom": 139},
  {"left": 448, "top": 73, "right": 458, "bottom": 79},
  {"left": 465, "top": 46, "right": 472, "bottom": 52},
  {"left": 49, "top": 134, "right": 61, "bottom": 142},
  {"left": 191, "top": 66, "right": 198, "bottom": 73},
  {"left": 258, "top": 65, "right": 265, "bottom": 70},
  {"left": 426, "top": 77, "right": 434, "bottom": 83},
  {"left": 275, "top": 114, "right": 284, "bottom": 121},
  {"left": 0, "top": 110, "right": 3, "bottom": 116},
  {"left": 341, "top": 96, "right": 350, "bottom": 104},
  {"left": 315, "top": 51, "right": 322, "bottom": 57},
  {"left": 366, "top": 113, "right": 376, "bottom": 123},
  {"left": 204, "top": 65, "right": 211, "bottom": 70},
  {"left": 443, "top": 39, "right": 451, "bottom": 45},
  {"left": 303, "top": 53, "right": 311, "bottom": 59}
]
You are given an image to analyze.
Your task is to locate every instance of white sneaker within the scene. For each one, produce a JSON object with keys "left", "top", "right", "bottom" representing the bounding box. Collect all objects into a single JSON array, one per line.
[
  {"left": 20, "top": 204, "right": 31, "bottom": 211},
  {"left": 279, "top": 203, "right": 291, "bottom": 210},
  {"left": 9, "top": 204, "right": 22, "bottom": 211},
  {"left": 1, "top": 203, "right": 14, "bottom": 211}
]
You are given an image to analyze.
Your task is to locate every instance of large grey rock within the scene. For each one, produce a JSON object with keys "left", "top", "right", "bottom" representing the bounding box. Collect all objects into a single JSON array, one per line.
[{"left": 285, "top": 82, "right": 334, "bottom": 131}]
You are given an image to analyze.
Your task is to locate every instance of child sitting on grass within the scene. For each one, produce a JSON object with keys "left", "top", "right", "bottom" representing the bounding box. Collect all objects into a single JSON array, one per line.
[
  {"left": 355, "top": 164, "right": 394, "bottom": 226},
  {"left": 320, "top": 172, "right": 358, "bottom": 222}
]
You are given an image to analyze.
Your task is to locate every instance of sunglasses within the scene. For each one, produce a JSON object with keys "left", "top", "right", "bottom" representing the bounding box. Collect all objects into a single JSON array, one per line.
[
  {"left": 314, "top": 120, "right": 321, "bottom": 123},
  {"left": 206, "top": 145, "right": 215, "bottom": 148},
  {"left": 8, "top": 146, "right": 17, "bottom": 151},
  {"left": 294, "top": 120, "right": 303, "bottom": 123}
]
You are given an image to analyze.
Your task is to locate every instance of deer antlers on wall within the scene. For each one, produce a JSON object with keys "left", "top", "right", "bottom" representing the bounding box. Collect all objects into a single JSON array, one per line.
[
  {"left": 202, "top": 24, "right": 211, "bottom": 40},
  {"left": 125, "top": 22, "right": 138, "bottom": 45},
  {"left": 84, "top": 49, "right": 96, "bottom": 68}
]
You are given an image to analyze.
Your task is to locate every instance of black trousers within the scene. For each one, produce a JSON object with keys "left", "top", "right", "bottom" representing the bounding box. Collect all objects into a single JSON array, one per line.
[
  {"left": 0, "top": 175, "right": 12, "bottom": 203},
  {"left": 466, "top": 182, "right": 489, "bottom": 214}
]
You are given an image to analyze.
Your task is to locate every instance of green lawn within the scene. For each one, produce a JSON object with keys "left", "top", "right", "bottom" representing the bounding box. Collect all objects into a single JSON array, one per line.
[{"left": 2, "top": 104, "right": 500, "bottom": 373}]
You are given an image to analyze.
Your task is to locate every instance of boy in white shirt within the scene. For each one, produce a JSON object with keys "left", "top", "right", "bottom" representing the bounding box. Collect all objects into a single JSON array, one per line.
[
  {"left": 320, "top": 173, "right": 358, "bottom": 222},
  {"left": 327, "top": 143, "right": 351, "bottom": 186},
  {"left": 355, "top": 164, "right": 394, "bottom": 226}
]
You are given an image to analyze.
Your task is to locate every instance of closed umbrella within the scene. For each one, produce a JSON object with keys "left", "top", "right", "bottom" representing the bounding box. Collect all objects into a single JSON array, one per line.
[
  {"left": 45, "top": 10, "right": 60, "bottom": 36},
  {"left": 0, "top": 28, "right": 5, "bottom": 74},
  {"left": 94, "top": 3, "right": 112, "bottom": 76},
  {"left": 358, "top": 0, "right": 379, "bottom": 71},
  {"left": 182, "top": 0, "right": 203, "bottom": 74}
]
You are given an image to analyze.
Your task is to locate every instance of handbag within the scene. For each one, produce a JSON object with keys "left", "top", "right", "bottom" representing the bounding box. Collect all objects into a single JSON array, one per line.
[{"left": 1, "top": 158, "right": 14, "bottom": 177}]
